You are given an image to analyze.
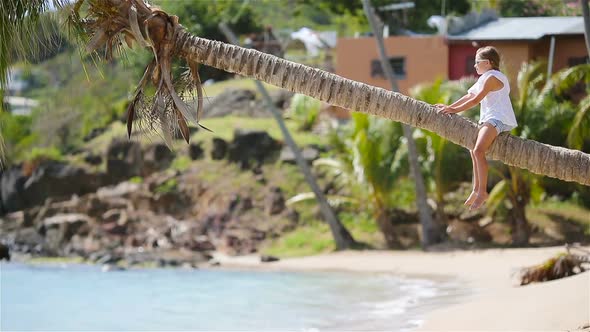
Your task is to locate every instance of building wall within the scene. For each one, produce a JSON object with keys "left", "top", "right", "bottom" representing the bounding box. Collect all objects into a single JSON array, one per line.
[
  {"left": 530, "top": 36, "right": 588, "bottom": 71},
  {"left": 336, "top": 36, "right": 448, "bottom": 95}
]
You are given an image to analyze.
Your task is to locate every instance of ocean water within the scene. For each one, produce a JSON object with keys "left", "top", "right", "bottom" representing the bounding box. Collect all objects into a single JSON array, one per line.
[{"left": 0, "top": 262, "right": 468, "bottom": 331}]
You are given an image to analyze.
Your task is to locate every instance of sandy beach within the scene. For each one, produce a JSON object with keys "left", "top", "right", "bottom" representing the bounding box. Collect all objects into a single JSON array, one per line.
[{"left": 211, "top": 246, "right": 590, "bottom": 331}]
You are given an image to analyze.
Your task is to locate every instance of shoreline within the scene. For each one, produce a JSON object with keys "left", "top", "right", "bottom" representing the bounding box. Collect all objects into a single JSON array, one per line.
[
  {"left": 210, "top": 246, "right": 590, "bottom": 331},
  {"left": 7, "top": 246, "right": 589, "bottom": 331}
]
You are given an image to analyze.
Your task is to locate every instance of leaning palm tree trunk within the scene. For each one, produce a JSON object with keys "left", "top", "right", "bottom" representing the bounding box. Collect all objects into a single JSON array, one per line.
[
  {"left": 362, "top": 0, "right": 444, "bottom": 247},
  {"left": 219, "top": 23, "right": 357, "bottom": 250},
  {"left": 78, "top": 0, "right": 590, "bottom": 187}
]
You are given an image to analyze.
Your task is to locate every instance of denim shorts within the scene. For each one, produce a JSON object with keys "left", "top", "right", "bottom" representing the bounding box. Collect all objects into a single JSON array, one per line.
[{"left": 480, "top": 118, "right": 515, "bottom": 134}]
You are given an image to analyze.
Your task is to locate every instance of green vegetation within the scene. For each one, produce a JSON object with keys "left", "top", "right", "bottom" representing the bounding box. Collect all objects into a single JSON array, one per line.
[{"left": 2, "top": 0, "right": 589, "bottom": 256}]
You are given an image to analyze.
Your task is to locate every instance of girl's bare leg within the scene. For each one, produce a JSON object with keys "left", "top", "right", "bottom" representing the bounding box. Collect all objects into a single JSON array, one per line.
[
  {"left": 465, "top": 150, "right": 479, "bottom": 205},
  {"left": 470, "top": 124, "right": 499, "bottom": 210}
]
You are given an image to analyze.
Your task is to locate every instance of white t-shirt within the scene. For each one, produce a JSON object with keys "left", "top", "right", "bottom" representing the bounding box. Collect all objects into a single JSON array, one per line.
[{"left": 467, "top": 70, "right": 518, "bottom": 127}]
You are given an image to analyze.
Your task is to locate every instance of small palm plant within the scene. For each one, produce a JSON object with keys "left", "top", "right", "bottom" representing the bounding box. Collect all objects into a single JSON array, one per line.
[
  {"left": 410, "top": 78, "right": 475, "bottom": 224},
  {"left": 287, "top": 94, "right": 321, "bottom": 131},
  {"left": 325, "top": 113, "right": 409, "bottom": 248}
]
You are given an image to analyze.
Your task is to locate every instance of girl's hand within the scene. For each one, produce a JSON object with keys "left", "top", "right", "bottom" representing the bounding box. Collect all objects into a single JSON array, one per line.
[{"left": 435, "top": 104, "right": 455, "bottom": 115}]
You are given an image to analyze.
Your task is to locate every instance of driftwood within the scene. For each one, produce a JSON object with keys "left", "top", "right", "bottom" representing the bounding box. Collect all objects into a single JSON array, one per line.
[{"left": 520, "top": 244, "right": 590, "bottom": 286}]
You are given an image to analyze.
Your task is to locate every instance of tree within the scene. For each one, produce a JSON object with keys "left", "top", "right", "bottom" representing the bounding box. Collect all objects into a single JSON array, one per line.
[
  {"left": 219, "top": 23, "right": 357, "bottom": 250},
  {"left": 362, "top": 0, "right": 444, "bottom": 247},
  {"left": 3, "top": 0, "right": 590, "bottom": 187},
  {"left": 410, "top": 78, "right": 474, "bottom": 226},
  {"left": 321, "top": 113, "right": 410, "bottom": 248}
]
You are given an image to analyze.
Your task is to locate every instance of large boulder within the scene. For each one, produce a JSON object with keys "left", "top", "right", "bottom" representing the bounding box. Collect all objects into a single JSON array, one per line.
[
  {"left": 279, "top": 146, "right": 320, "bottom": 164},
  {"left": 42, "top": 213, "right": 92, "bottom": 255},
  {"left": 203, "top": 89, "right": 260, "bottom": 118},
  {"left": 1, "top": 162, "right": 107, "bottom": 214},
  {"left": 142, "top": 143, "right": 175, "bottom": 175},
  {"left": 211, "top": 138, "right": 228, "bottom": 160},
  {"left": 106, "top": 139, "right": 142, "bottom": 181},
  {"left": 202, "top": 88, "right": 294, "bottom": 119},
  {"left": 228, "top": 129, "right": 281, "bottom": 169},
  {"left": 0, "top": 243, "right": 10, "bottom": 261},
  {"left": 188, "top": 143, "right": 204, "bottom": 160},
  {"left": 0, "top": 166, "right": 28, "bottom": 213}
]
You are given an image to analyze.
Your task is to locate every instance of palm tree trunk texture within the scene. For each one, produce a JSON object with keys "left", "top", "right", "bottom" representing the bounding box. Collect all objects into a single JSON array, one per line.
[
  {"left": 86, "top": 1, "right": 590, "bottom": 187},
  {"left": 362, "top": 0, "right": 445, "bottom": 247},
  {"left": 219, "top": 23, "right": 357, "bottom": 250},
  {"left": 176, "top": 33, "right": 590, "bottom": 186},
  {"left": 508, "top": 167, "right": 531, "bottom": 245}
]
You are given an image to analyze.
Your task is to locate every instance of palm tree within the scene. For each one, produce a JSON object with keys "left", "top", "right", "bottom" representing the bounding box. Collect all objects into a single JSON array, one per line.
[
  {"left": 410, "top": 78, "right": 475, "bottom": 225},
  {"left": 362, "top": 0, "right": 444, "bottom": 247},
  {"left": 219, "top": 22, "right": 357, "bottom": 250},
  {"left": 487, "top": 61, "right": 588, "bottom": 245},
  {"left": 340, "top": 113, "right": 409, "bottom": 248},
  {"left": 3, "top": 0, "right": 590, "bottom": 188}
]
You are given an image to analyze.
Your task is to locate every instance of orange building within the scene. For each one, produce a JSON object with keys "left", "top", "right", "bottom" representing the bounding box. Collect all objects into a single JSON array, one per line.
[{"left": 335, "top": 16, "right": 586, "bottom": 97}]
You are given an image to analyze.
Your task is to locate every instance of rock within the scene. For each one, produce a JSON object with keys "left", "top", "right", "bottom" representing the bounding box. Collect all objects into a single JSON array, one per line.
[
  {"left": 106, "top": 139, "right": 142, "bottom": 181},
  {"left": 279, "top": 146, "right": 319, "bottom": 164},
  {"left": 265, "top": 187, "right": 285, "bottom": 215},
  {"left": 203, "top": 88, "right": 259, "bottom": 118},
  {"left": 446, "top": 219, "right": 492, "bottom": 243},
  {"left": 188, "top": 143, "right": 204, "bottom": 160},
  {"left": 43, "top": 213, "right": 92, "bottom": 255},
  {"left": 211, "top": 138, "right": 228, "bottom": 160},
  {"left": 0, "top": 243, "right": 10, "bottom": 261},
  {"left": 83, "top": 127, "right": 107, "bottom": 142},
  {"left": 84, "top": 153, "right": 102, "bottom": 166},
  {"left": 142, "top": 143, "right": 175, "bottom": 175},
  {"left": 1, "top": 161, "right": 107, "bottom": 214},
  {"left": 13, "top": 227, "right": 45, "bottom": 254},
  {"left": 101, "top": 264, "right": 126, "bottom": 272},
  {"left": 228, "top": 129, "right": 281, "bottom": 169},
  {"left": 0, "top": 166, "right": 28, "bottom": 213},
  {"left": 269, "top": 89, "right": 294, "bottom": 109},
  {"left": 96, "top": 253, "right": 123, "bottom": 265},
  {"left": 260, "top": 255, "right": 279, "bottom": 263}
]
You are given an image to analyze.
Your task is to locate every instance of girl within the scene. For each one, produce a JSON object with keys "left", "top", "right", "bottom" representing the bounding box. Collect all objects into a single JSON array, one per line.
[{"left": 435, "top": 46, "right": 517, "bottom": 210}]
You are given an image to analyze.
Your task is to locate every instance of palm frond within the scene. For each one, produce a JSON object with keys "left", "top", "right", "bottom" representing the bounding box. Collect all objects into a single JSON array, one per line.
[
  {"left": 567, "top": 94, "right": 590, "bottom": 150},
  {"left": 286, "top": 192, "right": 358, "bottom": 208},
  {"left": 0, "top": 0, "right": 69, "bottom": 89},
  {"left": 486, "top": 179, "right": 508, "bottom": 216},
  {"left": 520, "top": 246, "right": 589, "bottom": 286}
]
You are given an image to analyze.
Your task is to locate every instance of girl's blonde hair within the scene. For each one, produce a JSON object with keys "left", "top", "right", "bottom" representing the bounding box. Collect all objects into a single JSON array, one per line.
[{"left": 477, "top": 46, "right": 501, "bottom": 70}]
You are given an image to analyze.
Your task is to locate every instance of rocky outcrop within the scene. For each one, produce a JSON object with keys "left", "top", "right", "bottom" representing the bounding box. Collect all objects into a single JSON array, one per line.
[
  {"left": 0, "top": 164, "right": 300, "bottom": 265},
  {"left": 228, "top": 129, "right": 281, "bottom": 169},
  {"left": 142, "top": 143, "right": 175, "bottom": 175},
  {"left": 0, "top": 243, "right": 10, "bottom": 261},
  {"left": 0, "top": 161, "right": 108, "bottom": 214},
  {"left": 202, "top": 88, "right": 293, "bottom": 118},
  {"left": 106, "top": 140, "right": 142, "bottom": 181}
]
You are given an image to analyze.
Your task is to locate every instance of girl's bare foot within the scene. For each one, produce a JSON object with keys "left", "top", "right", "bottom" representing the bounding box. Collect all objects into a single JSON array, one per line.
[
  {"left": 464, "top": 191, "right": 477, "bottom": 206},
  {"left": 469, "top": 193, "right": 489, "bottom": 210}
]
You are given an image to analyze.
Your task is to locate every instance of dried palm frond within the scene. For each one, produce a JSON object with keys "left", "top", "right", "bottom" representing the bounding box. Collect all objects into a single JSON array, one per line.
[
  {"left": 520, "top": 245, "right": 590, "bottom": 286},
  {"left": 71, "top": 0, "right": 210, "bottom": 146}
]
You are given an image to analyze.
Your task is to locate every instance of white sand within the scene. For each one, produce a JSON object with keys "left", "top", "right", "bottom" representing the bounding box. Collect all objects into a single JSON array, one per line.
[{"left": 211, "top": 246, "right": 590, "bottom": 331}]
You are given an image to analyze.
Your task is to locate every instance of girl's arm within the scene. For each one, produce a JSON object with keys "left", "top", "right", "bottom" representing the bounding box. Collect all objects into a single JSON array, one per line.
[
  {"left": 449, "top": 94, "right": 473, "bottom": 108},
  {"left": 437, "top": 76, "right": 503, "bottom": 114}
]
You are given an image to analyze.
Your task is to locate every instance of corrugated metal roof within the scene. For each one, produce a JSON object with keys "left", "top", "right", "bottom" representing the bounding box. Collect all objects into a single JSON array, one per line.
[{"left": 448, "top": 17, "right": 584, "bottom": 41}]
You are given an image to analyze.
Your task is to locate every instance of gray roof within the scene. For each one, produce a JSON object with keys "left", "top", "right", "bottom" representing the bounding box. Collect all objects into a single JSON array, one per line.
[{"left": 448, "top": 17, "right": 584, "bottom": 41}]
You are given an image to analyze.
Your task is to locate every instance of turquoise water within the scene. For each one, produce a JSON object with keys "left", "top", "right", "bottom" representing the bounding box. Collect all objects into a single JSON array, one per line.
[{"left": 1, "top": 262, "right": 467, "bottom": 331}]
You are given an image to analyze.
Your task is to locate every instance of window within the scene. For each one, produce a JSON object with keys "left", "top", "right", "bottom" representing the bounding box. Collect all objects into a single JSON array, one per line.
[{"left": 370, "top": 57, "right": 406, "bottom": 79}]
